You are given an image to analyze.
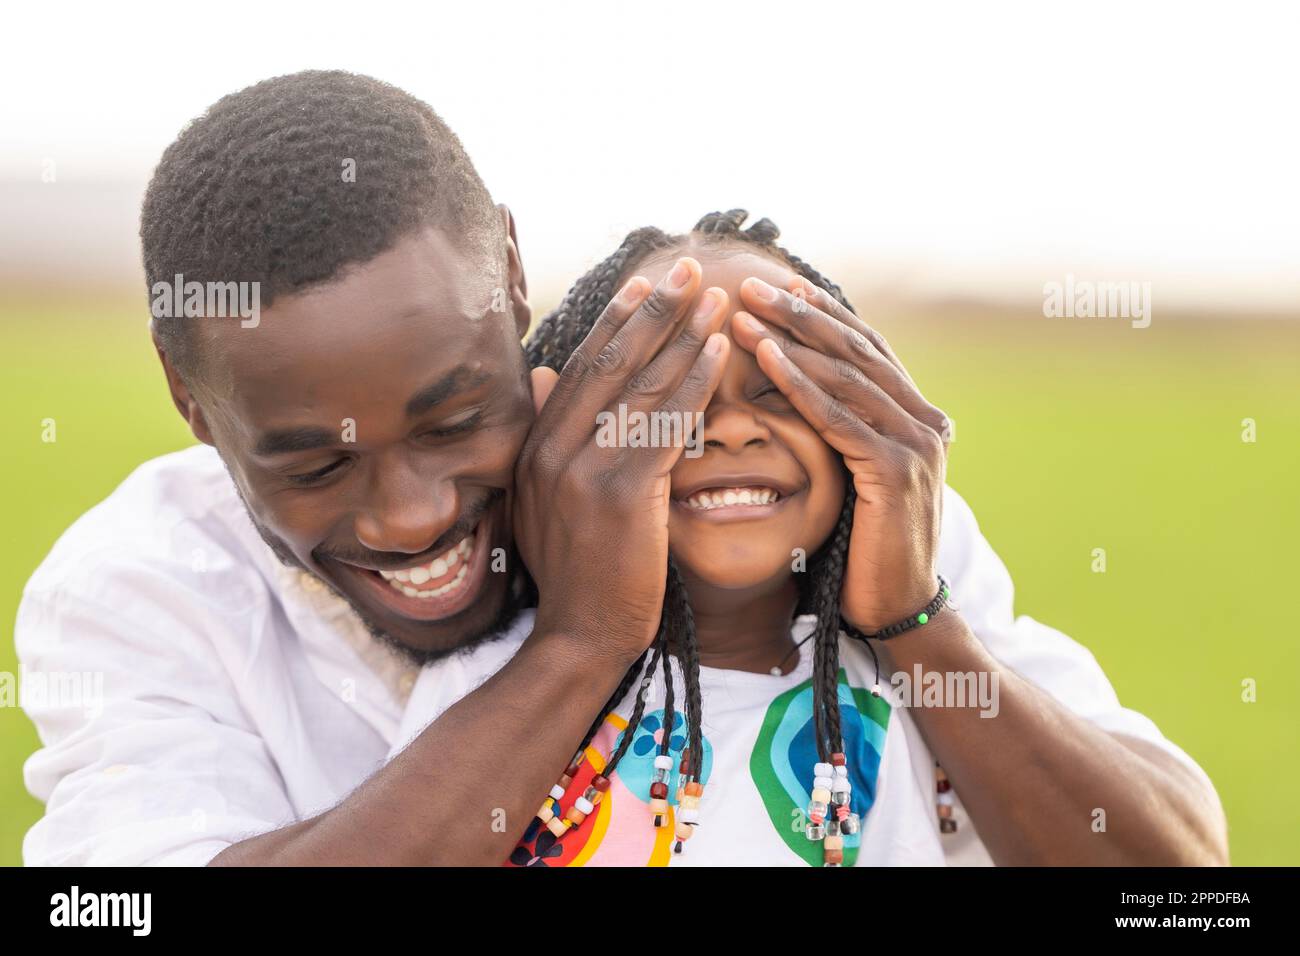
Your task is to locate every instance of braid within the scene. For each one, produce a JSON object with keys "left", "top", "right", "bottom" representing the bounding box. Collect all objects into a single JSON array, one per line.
[
  {"left": 664, "top": 558, "right": 704, "bottom": 781},
  {"left": 659, "top": 625, "right": 676, "bottom": 759},
  {"left": 808, "top": 489, "right": 856, "bottom": 761},
  {"left": 604, "top": 636, "right": 663, "bottom": 775},
  {"left": 525, "top": 209, "right": 860, "bottom": 796}
]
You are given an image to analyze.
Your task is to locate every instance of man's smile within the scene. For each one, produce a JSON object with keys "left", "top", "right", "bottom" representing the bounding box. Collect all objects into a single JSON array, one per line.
[{"left": 324, "top": 504, "right": 499, "bottom": 623}]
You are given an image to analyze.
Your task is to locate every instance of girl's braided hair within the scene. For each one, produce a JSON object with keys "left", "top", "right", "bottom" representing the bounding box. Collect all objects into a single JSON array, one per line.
[{"left": 526, "top": 209, "right": 859, "bottom": 785}]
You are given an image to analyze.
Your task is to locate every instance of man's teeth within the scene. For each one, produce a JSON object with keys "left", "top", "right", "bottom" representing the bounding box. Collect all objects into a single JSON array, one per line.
[
  {"left": 683, "top": 487, "right": 780, "bottom": 511},
  {"left": 377, "top": 534, "right": 475, "bottom": 599}
]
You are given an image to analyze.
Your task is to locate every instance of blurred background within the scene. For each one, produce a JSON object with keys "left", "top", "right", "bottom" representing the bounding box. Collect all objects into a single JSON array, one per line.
[{"left": 2, "top": 0, "right": 1296, "bottom": 866}]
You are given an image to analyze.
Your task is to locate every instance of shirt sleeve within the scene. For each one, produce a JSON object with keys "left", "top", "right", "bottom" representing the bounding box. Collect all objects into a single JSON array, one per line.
[
  {"left": 17, "top": 570, "right": 298, "bottom": 867},
  {"left": 935, "top": 484, "right": 1219, "bottom": 864}
]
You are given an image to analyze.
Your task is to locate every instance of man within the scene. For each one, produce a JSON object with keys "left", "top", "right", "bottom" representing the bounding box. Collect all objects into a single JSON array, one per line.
[
  {"left": 19, "top": 70, "right": 727, "bottom": 866},
  {"left": 17, "top": 71, "right": 1226, "bottom": 866}
]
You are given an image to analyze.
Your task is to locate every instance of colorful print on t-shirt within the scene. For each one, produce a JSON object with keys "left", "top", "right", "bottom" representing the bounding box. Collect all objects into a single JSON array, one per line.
[{"left": 507, "top": 710, "right": 715, "bottom": 867}]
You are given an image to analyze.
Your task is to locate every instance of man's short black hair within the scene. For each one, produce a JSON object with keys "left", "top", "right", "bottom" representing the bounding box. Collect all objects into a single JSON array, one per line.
[{"left": 141, "top": 69, "right": 503, "bottom": 378}]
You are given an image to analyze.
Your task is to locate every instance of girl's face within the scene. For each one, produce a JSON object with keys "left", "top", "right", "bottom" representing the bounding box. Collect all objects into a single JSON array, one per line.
[{"left": 632, "top": 244, "right": 847, "bottom": 593}]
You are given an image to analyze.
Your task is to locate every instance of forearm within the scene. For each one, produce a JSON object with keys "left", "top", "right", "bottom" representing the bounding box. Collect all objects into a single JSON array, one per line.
[
  {"left": 210, "top": 627, "right": 631, "bottom": 866},
  {"left": 878, "top": 614, "right": 1228, "bottom": 866}
]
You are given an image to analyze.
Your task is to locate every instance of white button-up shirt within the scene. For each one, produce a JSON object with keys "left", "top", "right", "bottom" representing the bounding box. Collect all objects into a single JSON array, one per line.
[{"left": 15, "top": 444, "right": 1215, "bottom": 865}]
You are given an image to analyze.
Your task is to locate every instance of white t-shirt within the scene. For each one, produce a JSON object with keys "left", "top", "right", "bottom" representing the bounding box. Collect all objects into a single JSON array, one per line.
[
  {"left": 15, "top": 444, "right": 1216, "bottom": 865},
  {"left": 388, "top": 612, "right": 950, "bottom": 866}
]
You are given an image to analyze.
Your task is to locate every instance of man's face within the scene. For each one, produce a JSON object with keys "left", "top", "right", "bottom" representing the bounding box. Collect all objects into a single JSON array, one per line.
[{"left": 182, "top": 226, "right": 535, "bottom": 660}]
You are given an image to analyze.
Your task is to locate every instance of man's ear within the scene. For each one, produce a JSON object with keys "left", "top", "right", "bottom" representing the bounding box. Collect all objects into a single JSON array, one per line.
[
  {"left": 151, "top": 326, "right": 216, "bottom": 447},
  {"left": 498, "top": 204, "right": 532, "bottom": 339}
]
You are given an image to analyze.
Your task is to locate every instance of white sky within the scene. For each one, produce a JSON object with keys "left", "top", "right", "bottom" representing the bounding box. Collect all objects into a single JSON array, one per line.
[{"left": 2, "top": 0, "right": 1298, "bottom": 309}]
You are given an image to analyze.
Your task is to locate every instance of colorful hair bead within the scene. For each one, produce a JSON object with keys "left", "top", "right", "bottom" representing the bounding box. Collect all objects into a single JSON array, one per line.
[{"left": 935, "top": 763, "right": 958, "bottom": 834}]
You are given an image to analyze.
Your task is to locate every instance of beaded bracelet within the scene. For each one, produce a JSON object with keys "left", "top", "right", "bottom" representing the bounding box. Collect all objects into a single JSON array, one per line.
[{"left": 842, "top": 575, "right": 952, "bottom": 642}]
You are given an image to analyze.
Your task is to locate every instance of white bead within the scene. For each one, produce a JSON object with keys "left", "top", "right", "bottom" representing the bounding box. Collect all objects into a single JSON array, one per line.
[
  {"left": 832, "top": 778, "right": 850, "bottom": 793},
  {"left": 654, "top": 755, "right": 674, "bottom": 770},
  {"left": 574, "top": 796, "right": 595, "bottom": 814},
  {"left": 834, "top": 765, "right": 849, "bottom": 777},
  {"left": 937, "top": 791, "right": 955, "bottom": 806},
  {"left": 814, "top": 762, "right": 833, "bottom": 777},
  {"left": 813, "top": 776, "right": 833, "bottom": 790},
  {"left": 550, "top": 785, "right": 566, "bottom": 800},
  {"left": 679, "top": 807, "right": 699, "bottom": 824}
]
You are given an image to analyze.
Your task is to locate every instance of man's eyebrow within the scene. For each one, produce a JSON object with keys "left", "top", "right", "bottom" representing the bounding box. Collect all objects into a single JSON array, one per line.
[
  {"left": 253, "top": 426, "right": 340, "bottom": 457},
  {"left": 405, "top": 366, "right": 492, "bottom": 418}
]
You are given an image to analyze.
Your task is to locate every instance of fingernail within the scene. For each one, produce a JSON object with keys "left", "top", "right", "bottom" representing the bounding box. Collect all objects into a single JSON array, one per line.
[
  {"left": 743, "top": 314, "right": 765, "bottom": 334},
  {"left": 667, "top": 259, "right": 691, "bottom": 290},
  {"left": 748, "top": 278, "right": 777, "bottom": 302},
  {"left": 704, "top": 333, "right": 725, "bottom": 356},
  {"left": 693, "top": 291, "right": 718, "bottom": 319},
  {"left": 618, "top": 278, "right": 645, "bottom": 305}
]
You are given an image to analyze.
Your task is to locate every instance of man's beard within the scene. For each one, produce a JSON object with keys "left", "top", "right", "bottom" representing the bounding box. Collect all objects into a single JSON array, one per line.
[{"left": 226, "top": 468, "right": 534, "bottom": 666}]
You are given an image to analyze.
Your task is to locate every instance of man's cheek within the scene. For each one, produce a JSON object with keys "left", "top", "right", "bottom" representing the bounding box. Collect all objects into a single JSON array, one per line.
[
  {"left": 259, "top": 502, "right": 331, "bottom": 556},
  {"left": 483, "top": 421, "right": 533, "bottom": 481}
]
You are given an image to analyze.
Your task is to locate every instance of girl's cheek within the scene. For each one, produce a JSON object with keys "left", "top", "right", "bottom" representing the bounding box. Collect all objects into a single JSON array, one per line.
[{"left": 796, "top": 431, "right": 848, "bottom": 534}]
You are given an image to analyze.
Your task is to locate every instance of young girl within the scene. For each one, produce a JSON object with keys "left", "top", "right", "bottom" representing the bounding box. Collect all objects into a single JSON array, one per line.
[{"left": 386, "top": 210, "right": 965, "bottom": 866}]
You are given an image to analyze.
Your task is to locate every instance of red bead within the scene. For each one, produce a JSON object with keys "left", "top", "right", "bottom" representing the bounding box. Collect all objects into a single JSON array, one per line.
[
  {"left": 830, "top": 753, "right": 847, "bottom": 767},
  {"left": 650, "top": 782, "right": 668, "bottom": 799},
  {"left": 564, "top": 764, "right": 582, "bottom": 778},
  {"left": 590, "top": 775, "right": 611, "bottom": 792},
  {"left": 936, "top": 779, "right": 951, "bottom": 793}
]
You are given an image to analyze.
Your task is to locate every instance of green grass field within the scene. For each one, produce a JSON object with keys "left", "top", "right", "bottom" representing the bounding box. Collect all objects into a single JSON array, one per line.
[{"left": 2, "top": 291, "right": 1297, "bottom": 865}]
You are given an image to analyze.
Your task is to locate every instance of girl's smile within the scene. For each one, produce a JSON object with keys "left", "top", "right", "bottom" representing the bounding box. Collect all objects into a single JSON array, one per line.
[{"left": 671, "top": 471, "right": 805, "bottom": 522}]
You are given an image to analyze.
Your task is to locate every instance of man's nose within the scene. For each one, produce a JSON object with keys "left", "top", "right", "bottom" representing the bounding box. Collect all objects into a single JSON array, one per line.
[
  {"left": 702, "top": 403, "right": 771, "bottom": 453},
  {"left": 353, "top": 462, "right": 457, "bottom": 556}
]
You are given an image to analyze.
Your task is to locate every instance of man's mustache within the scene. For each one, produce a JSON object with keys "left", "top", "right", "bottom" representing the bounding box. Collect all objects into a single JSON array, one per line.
[{"left": 315, "top": 487, "right": 504, "bottom": 570}]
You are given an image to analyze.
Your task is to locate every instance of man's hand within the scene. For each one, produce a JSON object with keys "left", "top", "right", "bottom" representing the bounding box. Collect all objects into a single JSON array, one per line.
[
  {"left": 731, "top": 276, "right": 950, "bottom": 632},
  {"left": 515, "top": 257, "right": 730, "bottom": 662}
]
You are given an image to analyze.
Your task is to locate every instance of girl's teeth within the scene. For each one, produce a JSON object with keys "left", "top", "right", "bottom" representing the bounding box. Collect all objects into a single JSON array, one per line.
[
  {"left": 378, "top": 533, "right": 477, "bottom": 599},
  {"left": 684, "top": 486, "right": 780, "bottom": 510}
]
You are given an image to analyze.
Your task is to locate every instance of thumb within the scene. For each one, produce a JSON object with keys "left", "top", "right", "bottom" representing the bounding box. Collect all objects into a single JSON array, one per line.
[{"left": 530, "top": 366, "right": 560, "bottom": 414}]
